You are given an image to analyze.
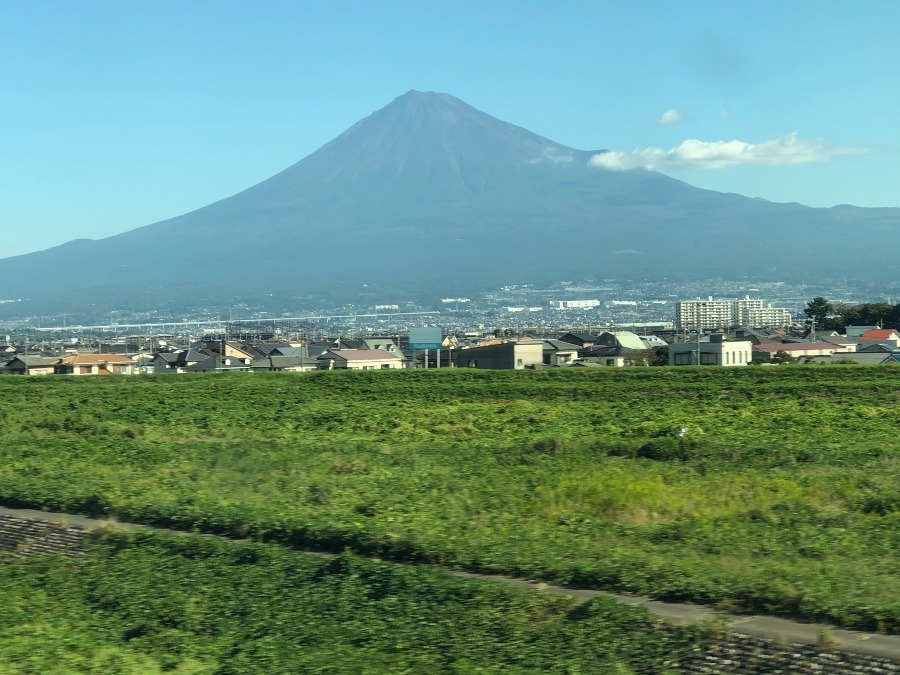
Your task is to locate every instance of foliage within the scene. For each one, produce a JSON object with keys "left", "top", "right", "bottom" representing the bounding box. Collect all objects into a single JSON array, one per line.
[
  {"left": 0, "top": 368, "right": 898, "bottom": 632},
  {"left": 809, "top": 297, "right": 900, "bottom": 331},
  {"left": 804, "top": 296, "right": 833, "bottom": 326},
  {"left": 0, "top": 531, "right": 710, "bottom": 673},
  {"left": 771, "top": 350, "right": 795, "bottom": 364}
]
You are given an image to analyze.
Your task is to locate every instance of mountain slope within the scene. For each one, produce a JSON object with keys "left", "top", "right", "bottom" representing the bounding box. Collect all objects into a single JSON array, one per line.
[{"left": 2, "top": 90, "right": 899, "bottom": 313}]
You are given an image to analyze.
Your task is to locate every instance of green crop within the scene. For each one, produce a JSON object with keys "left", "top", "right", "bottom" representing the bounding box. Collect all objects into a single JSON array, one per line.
[{"left": 0, "top": 367, "right": 897, "bottom": 631}]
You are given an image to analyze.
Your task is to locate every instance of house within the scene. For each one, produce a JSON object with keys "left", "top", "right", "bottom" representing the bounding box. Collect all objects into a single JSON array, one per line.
[
  {"left": 150, "top": 352, "right": 181, "bottom": 373},
  {"left": 317, "top": 349, "right": 403, "bottom": 370},
  {"left": 574, "top": 331, "right": 655, "bottom": 366},
  {"left": 185, "top": 355, "right": 251, "bottom": 372},
  {"left": 557, "top": 332, "right": 597, "bottom": 349},
  {"left": 845, "top": 326, "right": 880, "bottom": 341},
  {"left": 55, "top": 353, "right": 135, "bottom": 375},
  {"left": 361, "top": 337, "right": 404, "bottom": 356},
  {"left": 734, "top": 327, "right": 784, "bottom": 346},
  {"left": 202, "top": 341, "right": 260, "bottom": 364},
  {"left": 857, "top": 328, "right": 900, "bottom": 350},
  {"left": 574, "top": 347, "right": 628, "bottom": 367},
  {"left": 638, "top": 334, "right": 668, "bottom": 348},
  {"left": 0, "top": 355, "right": 59, "bottom": 375},
  {"left": 595, "top": 331, "right": 647, "bottom": 351},
  {"left": 251, "top": 355, "right": 319, "bottom": 372},
  {"left": 808, "top": 347, "right": 900, "bottom": 364},
  {"left": 819, "top": 333, "right": 857, "bottom": 352},
  {"left": 306, "top": 339, "right": 358, "bottom": 357},
  {"left": 454, "top": 340, "right": 544, "bottom": 370},
  {"left": 542, "top": 340, "right": 580, "bottom": 366},
  {"left": 751, "top": 342, "right": 839, "bottom": 363},
  {"left": 153, "top": 349, "right": 214, "bottom": 373},
  {"left": 669, "top": 335, "right": 752, "bottom": 366}
]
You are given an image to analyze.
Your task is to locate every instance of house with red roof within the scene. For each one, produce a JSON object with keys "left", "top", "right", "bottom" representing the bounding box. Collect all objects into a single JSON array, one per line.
[
  {"left": 856, "top": 328, "right": 900, "bottom": 350},
  {"left": 54, "top": 353, "right": 135, "bottom": 375}
]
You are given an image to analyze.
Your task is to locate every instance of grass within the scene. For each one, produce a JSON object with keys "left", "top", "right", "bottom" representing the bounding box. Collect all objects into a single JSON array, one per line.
[
  {"left": 0, "top": 530, "right": 710, "bottom": 673},
  {"left": 0, "top": 367, "right": 897, "bottom": 631}
]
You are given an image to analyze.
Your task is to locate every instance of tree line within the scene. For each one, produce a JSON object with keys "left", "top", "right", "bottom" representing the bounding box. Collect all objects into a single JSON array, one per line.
[{"left": 804, "top": 296, "right": 900, "bottom": 332}]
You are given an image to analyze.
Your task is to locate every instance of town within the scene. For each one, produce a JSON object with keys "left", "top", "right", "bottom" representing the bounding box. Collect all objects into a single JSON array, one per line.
[{"left": 3, "top": 288, "right": 899, "bottom": 374}]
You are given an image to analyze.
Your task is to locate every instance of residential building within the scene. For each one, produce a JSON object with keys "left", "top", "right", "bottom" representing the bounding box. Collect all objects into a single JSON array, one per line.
[
  {"left": 668, "top": 335, "right": 752, "bottom": 366},
  {"left": 542, "top": 340, "right": 580, "bottom": 366},
  {"left": 55, "top": 353, "right": 135, "bottom": 375},
  {"left": 675, "top": 297, "right": 734, "bottom": 331},
  {"left": 743, "top": 304, "right": 793, "bottom": 328},
  {"left": 576, "top": 332, "right": 650, "bottom": 367},
  {"left": 595, "top": 331, "right": 647, "bottom": 351},
  {"left": 845, "top": 326, "right": 880, "bottom": 341},
  {"left": 251, "top": 355, "right": 319, "bottom": 372},
  {"left": 676, "top": 295, "right": 792, "bottom": 331},
  {"left": 0, "top": 355, "right": 58, "bottom": 375},
  {"left": 751, "top": 342, "right": 839, "bottom": 362},
  {"left": 733, "top": 296, "right": 764, "bottom": 324},
  {"left": 454, "top": 340, "right": 544, "bottom": 370},
  {"left": 820, "top": 333, "right": 857, "bottom": 352},
  {"left": 317, "top": 349, "right": 403, "bottom": 370},
  {"left": 557, "top": 332, "right": 597, "bottom": 349},
  {"left": 857, "top": 328, "right": 900, "bottom": 350}
]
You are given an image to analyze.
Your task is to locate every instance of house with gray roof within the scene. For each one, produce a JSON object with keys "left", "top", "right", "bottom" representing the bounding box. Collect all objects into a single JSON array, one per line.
[
  {"left": 454, "top": 340, "right": 544, "bottom": 370},
  {"left": 542, "top": 340, "right": 580, "bottom": 366},
  {"left": 251, "top": 355, "right": 319, "bottom": 372},
  {"left": 0, "top": 355, "right": 59, "bottom": 375}
]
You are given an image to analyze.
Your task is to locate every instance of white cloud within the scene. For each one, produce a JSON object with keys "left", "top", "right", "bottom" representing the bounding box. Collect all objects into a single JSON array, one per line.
[
  {"left": 656, "top": 109, "right": 682, "bottom": 125},
  {"left": 589, "top": 133, "right": 868, "bottom": 172}
]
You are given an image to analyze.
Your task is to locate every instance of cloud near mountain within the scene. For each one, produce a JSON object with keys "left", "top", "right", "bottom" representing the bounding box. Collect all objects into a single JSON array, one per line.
[{"left": 590, "top": 133, "right": 867, "bottom": 171}]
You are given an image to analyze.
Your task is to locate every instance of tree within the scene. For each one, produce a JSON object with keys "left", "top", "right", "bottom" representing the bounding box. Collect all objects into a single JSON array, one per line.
[
  {"left": 652, "top": 346, "right": 669, "bottom": 366},
  {"left": 626, "top": 349, "right": 654, "bottom": 366},
  {"left": 804, "top": 297, "right": 832, "bottom": 326},
  {"left": 771, "top": 350, "right": 796, "bottom": 364}
]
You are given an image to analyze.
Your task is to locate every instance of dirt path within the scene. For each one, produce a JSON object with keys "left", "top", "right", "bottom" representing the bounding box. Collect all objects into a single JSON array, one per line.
[{"left": 1, "top": 504, "right": 897, "bottom": 662}]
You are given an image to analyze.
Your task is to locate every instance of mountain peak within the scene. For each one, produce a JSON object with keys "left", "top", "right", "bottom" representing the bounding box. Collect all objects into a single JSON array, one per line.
[{"left": 291, "top": 90, "right": 582, "bottom": 188}]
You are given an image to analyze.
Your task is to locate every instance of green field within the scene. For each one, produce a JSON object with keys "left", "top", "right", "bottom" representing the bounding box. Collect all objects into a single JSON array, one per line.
[
  {"left": 0, "top": 530, "right": 709, "bottom": 673},
  {"left": 0, "top": 368, "right": 897, "bottom": 631}
]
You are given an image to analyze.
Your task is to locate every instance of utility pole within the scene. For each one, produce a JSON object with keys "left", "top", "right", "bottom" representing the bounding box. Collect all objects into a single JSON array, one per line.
[{"left": 696, "top": 323, "right": 702, "bottom": 366}]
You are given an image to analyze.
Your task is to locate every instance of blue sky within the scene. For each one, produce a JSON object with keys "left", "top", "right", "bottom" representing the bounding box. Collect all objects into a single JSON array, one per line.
[{"left": 2, "top": 1, "right": 898, "bottom": 258}]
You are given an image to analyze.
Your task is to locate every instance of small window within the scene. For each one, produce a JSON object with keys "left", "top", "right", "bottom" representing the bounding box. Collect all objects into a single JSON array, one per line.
[
  {"left": 700, "top": 352, "right": 718, "bottom": 365},
  {"left": 517, "top": 358, "right": 523, "bottom": 366}
]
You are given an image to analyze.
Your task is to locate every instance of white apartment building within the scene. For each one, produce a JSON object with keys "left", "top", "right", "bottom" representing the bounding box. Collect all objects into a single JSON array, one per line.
[
  {"left": 744, "top": 304, "right": 793, "bottom": 328},
  {"left": 676, "top": 295, "right": 792, "bottom": 331},
  {"left": 675, "top": 297, "right": 733, "bottom": 331}
]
